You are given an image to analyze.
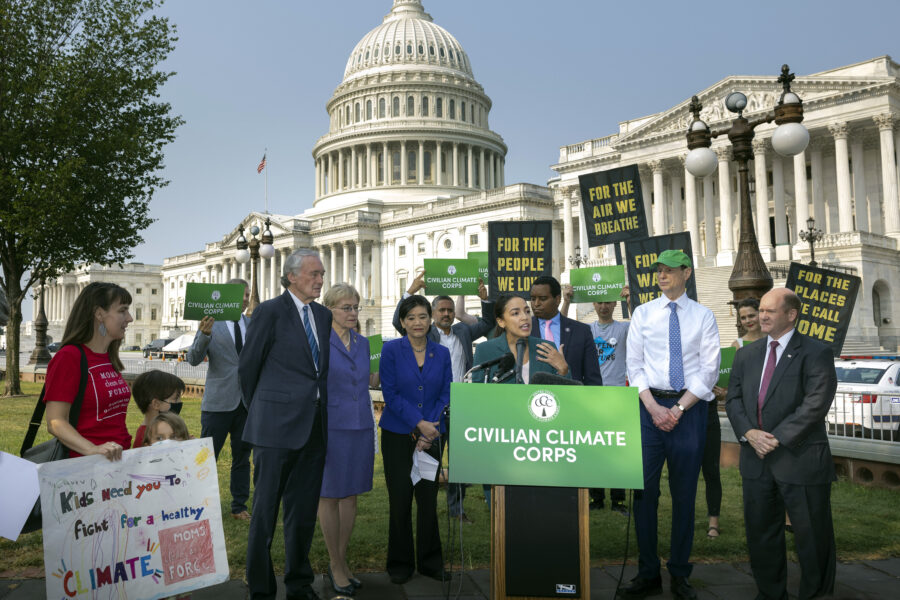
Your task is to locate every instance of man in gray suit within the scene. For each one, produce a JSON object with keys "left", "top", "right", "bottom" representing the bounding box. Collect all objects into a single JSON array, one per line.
[
  {"left": 240, "top": 249, "right": 330, "bottom": 600},
  {"left": 186, "top": 278, "right": 252, "bottom": 520}
]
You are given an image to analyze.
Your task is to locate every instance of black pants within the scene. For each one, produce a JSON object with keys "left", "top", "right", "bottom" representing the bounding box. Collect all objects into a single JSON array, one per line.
[
  {"left": 201, "top": 404, "right": 252, "bottom": 514},
  {"left": 246, "top": 412, "right": 326, "bottom": 600},
  {"left": 701, "top": 400, "right": 722, "bottom": 517},
  {"left": 381, "top": 429, "right": 443, "bottom": 579}
]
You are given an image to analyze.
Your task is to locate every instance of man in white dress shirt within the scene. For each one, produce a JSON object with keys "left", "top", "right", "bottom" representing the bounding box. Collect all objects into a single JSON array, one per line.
[{"left": 623, "top": 250, "right": 720, "bottom": 600}]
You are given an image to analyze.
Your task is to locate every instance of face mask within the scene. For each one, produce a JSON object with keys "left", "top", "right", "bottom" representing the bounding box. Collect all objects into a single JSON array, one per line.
[{"left": 169, "top": 402, "right": 183, "bottom": 415}]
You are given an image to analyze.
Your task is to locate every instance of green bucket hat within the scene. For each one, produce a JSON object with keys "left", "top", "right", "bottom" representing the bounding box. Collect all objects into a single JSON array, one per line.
[{"left": 651, "top": 249, "right": 692, "bottom": 269}]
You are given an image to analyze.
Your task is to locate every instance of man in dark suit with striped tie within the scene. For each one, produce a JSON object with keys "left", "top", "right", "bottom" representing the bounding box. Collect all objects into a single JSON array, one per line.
[{"left": 240, "top": 249, "right": 331, "bottom": 600}]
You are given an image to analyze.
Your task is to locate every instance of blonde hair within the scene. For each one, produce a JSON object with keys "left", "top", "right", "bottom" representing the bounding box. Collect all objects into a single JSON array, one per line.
[
  {"left": 322, "top": 283, "right": 360, "bottom": 308},
  {"left": 144, "top": 412, "right": 190, "bottom": 445}
]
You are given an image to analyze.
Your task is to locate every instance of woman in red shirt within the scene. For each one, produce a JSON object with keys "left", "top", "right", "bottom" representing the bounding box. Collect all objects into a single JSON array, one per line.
[{"left": 44, "top": 282, "right": 134, "bottom": 460}]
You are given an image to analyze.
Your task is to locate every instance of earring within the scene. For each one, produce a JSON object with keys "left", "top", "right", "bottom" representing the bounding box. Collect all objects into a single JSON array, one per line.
[{"left": 99, "top": 323, "right": 108, "bottom": 337}]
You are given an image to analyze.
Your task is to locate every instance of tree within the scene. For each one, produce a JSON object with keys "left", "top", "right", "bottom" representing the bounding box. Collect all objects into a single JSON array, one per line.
[{"left": 0, "top": 0, "right": 182, "bottom": 395}]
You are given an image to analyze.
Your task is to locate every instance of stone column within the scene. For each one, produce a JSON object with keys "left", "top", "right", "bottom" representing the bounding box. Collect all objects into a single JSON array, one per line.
[
  {"left": 269, "top": 254, "right": 277, "bottom": 300},
  {"left": 452, "top": 143, "right": 459, "bottom": 186},
  {"left": 500, "top": 157, "right": 505, "bottom": 187},
  {"left": 371, "top": 241, "right": 382, "bottom": 301},
  {"left": 487, "top": 152, "right": 494, "bottom": 189},
  {"left": 850, "top": 137, "right": 869, "bottom": 232},
  {"left": 639, "top": 167, "right": 654, "bottom": 236},
  {"left": 400, "top": 141, "right": 407, "bottom": 186},
  {"left": 355, "top": 241, "right": 363, "bottom": 293},
  {"left": 669, "top": 168, "right": 683, "bottom": 232},
  {"left": 682, "top": 160, "right": 700, "bottom": 264},
  {"left": 418, "top": 141, "right": 424, "bottom": 185},
  {"left": 771, "top": 154, "right": 789, "bottom": 259},
  {"left": 342, "top": 241, "right": 351, "bottom": 283},
  {"left": 702, "top": 175, "right": 717, "bottom": 257},
  {"left": 365, "top": 144, "right": 372, "bottom": 187},
  {"left": 752, "top": 138, "right": 773, "bottom": 259},
  {"left": 436, "top": 142, "right": 443, "bottom": 185},
  {"left": 874, "top": 113, "right": 900, "bottom": 238},
  {"left": 382, "top": 142, "right": 388, "bottom": 185},
  {"left": 315, "top": 158, "right": 320, "bottom": 198},
  {"left": 467, "top": 146, "right": 474, "bottom": 188},
  {"left": 563, "top": 188, "right": 575, "bottom": 268},
  {"left": 649, "top": 160, "right": 666, "bottom": 236},
  {"left": 320, "top": 246, "right": 330, "bottom": 293},
  {"left": 793, "top": 150, "right": 810, "bottom": 244},
  {"left": 829, "top": 122, "right": 853, "bottom": 232},
  {"left": 479, "top": 148, "right": 485, "bottom": 190},
  {"left": 809, "top": 142, "right": 826, "bottom": 230},
  {"left": 325, "top": 154, "right": 332, "bottom": 194},
  {"left": 716, "top": 147, "right": 735, "bottom": 263},
  {"left": 350, "top": 146, "right": 357, "bottom": 188},
  {"left": 330, "top": 244, "right": 338, "bottom": 287},
  {"left": 338, "top": 149, "right": 345, "bottom": 191}
]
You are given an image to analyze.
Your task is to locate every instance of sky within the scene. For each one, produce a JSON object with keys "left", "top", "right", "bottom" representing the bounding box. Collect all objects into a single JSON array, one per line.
[{"left": 18, "top": 0, "right": 899, "bottom": 323}]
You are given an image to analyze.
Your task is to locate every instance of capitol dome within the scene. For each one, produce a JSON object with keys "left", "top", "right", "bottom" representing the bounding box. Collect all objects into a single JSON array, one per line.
[{"left": 311, "top": 0, "right": 507, "bottom": 210}]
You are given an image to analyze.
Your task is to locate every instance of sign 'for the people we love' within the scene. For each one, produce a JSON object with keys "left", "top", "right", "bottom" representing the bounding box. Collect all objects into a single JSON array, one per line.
[{"left": 39, "top": 438, "right": 229, "bottom": 599}]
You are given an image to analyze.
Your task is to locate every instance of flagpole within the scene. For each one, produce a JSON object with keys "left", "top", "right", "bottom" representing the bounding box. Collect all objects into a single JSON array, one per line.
[{"left": 264, "top": 147, "right": 268, "bottom": 214}]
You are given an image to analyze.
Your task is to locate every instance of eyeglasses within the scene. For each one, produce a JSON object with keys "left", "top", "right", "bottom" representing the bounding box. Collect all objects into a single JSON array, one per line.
[{"left": 336, "top": 305, "right": 361, "bottom": 313}]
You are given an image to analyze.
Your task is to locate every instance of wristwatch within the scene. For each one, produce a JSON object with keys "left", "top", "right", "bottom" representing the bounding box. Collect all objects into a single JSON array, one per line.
[{"left": 675, "top": 403, "right": 686, "bottom": 413}]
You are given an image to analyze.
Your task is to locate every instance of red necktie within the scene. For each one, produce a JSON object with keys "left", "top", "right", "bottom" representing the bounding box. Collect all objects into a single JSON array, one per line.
[{"left": 757, "top": 340, "right": 779, "bottom": 428}]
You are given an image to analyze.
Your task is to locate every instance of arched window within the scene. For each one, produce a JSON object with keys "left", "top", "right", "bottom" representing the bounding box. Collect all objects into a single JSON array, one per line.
[
  {"left": 406, "top": 43, "right": 412, "bottom": 54},
  {"left": 392, "top": 96, "right": 400, "bottom": 117},
  {"left": 461, "top": 101, "right": 466, "bottom": 122},
  {"left": 424, "top": 151, "right": 433, "bottom": 183},
  {"left": 379, "top": 98, "right": 386, "bottom": 118},
  {"left": 471, "top": 105, "right": 476, "bottom": 124},
  {"left": 345, "top": 106, "right": 350, "bottom": 124},
  {"left": 407, "top": 96, "right": 414, "bottom": 116},
  {"left": 366, "top": 100, "right": 372, "bottom": 120},
  {"left": 441, "top": 151, "right": 448, "bottom": 173},
  {"left": 418, "top": 44, "right": 424, "bottom": 55},
  {"left": 355, "top": 102, "right": 360, "bottom": 122},
  {"left": 436, "top": 97, "right": 443, "bottom": 118},
  {"left": 407, "top": 151, "right": 416, "bottom": 182},
  {"left": 391, "top": 151, "right": 400, "bottom": 184},
  {"left": 449, "top": 99, "right": 456, "bottom": 120},
  {"left": 422, "top": 96, "right": 429, "bottom": 117}
]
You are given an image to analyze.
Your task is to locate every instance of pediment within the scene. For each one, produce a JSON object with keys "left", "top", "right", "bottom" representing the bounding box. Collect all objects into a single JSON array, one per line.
[
  {"left": 221, "top": 212, "right": 292, "bottom": 246},
  {"left": 613, "top": 72, "right": 896, "bottom": 147}
]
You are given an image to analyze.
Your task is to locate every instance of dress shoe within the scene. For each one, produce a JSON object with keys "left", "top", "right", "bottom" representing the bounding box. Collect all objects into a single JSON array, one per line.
[
  {"left": 618, "top": 575, "right": 662, "bottom": 598},
  {"left": 286, "top": 588, "right": 322, "bottom": 600},
  {"left": 231, "top": 510, "right": 251, "bottom": 521},
  {"left": 611, "top": 502, "right": 630, "bottom": 516},
  {"left": 670, "top": 576, "right": 698, "bottom": 600},
  {"left": 328, "top": 565, "right": 355, "bottom": 596},
  {"left": 420, "top": 568, "right": 451, "bottom": 582},
  {"left": 389, "top": 571, "right": 413, "bottom": 584},
  {"left": 348, "top": 576, "right": 362, "bottom": 590}
]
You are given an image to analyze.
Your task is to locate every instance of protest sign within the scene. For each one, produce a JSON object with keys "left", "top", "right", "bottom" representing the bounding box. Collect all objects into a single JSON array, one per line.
[
  {"left": 717, "top": 346, "right": 737, "bottom": 388},
  {"left": 183, "top": 283, "right": 245, "bottom": 321},
  {"left": 368, "top": 334, "right": 383, "bottom": 374},
  {"left": 578, "top": 165, "right": 649, "bottom": 247},
  {"left": 785, "top": 262, "right": 861, "bottom": 356},
  {"left": 449, "top": 383, "right": 643, "bottom": 488},
  {"left": 468, "top": 251, "right": 489, "bottom": 284},
  {"left": 423, "top": 258, "right": 480, "bottom": 294},
  {"left": 624, "top": 233, "right": 698, "bottom": 308},
  {"left": 488, "top": 221, "right": 553, "bottom": 299},
  {"left": 0, "top": 451, "right": 40, "bottom": 541},
  {"left": 40, "top": 439, "right": 229, "bottom": 599},
  {"left": 570, "top": 265, "right": 626, "bottom": 303}
]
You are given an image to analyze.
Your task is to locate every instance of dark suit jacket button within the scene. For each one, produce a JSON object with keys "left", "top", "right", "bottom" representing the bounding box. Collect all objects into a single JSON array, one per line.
[
  {"left": 418, "top": 385, "right": 423, "bottom": 390},
  {"left": 418, "top": 403, "right": 423, "bottom": 408}
]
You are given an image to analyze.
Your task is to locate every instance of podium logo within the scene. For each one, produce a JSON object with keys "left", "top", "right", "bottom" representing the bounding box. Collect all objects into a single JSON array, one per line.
[
  {"left": 556, "top": 583, "right": 576, "bottom": 595},
  {"left": 447, "top": 265, "right": 457, "bottom": 275},
  {"left": 592, "top": 272, "right": 602, "bottom": 282},
  {"left": 529, "top": 390, "right": 559, "bottom": 422},
  {"left": 211, "top": 290, "right": 221, "bottom": 301}
]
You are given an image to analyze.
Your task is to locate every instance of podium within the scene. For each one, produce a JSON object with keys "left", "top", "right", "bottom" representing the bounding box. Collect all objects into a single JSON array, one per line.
[{"left": 491, "top": 486, "right": 590, "bottom": 599}]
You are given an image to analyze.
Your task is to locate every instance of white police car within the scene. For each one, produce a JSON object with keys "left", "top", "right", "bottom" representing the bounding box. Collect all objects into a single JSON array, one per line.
[{"left": 827, "top": 357, "right": 900, "bottom": 440}]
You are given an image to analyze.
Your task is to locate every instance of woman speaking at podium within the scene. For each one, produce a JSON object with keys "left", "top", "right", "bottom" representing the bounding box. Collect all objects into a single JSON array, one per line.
[{"left": 470, "top": 294, "right": 569, "bottom": 383}]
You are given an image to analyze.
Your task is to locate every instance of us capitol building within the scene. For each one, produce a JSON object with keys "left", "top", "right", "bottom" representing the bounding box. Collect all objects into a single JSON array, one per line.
[{"left": 34, "top": 0, "right": 900, "bottom": 352}]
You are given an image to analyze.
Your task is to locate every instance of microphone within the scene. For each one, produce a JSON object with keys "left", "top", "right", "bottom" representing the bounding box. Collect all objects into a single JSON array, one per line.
[
  {"left": 515, "top": 338, "right": 527, "bottom": 384},
  {"left": 530, "top": 371, "right": 584, "bottom": 386},
  {"left": 463, "top": 352, "right": 514, "bottom": 382},
  {"left": 490, "top": 353, "right": 517, "bottom": 383}
]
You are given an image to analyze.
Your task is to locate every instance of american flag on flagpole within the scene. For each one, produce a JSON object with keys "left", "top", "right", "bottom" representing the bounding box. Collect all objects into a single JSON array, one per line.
[{"left": 257, "top": 153, "right": 267, "bottom": 174}]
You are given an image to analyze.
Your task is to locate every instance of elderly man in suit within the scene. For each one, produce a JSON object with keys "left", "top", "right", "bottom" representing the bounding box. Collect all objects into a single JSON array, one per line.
[
  {"left": 186, "top": 278, "right": 252, "bottom": 520},
  {"left": 530, "top": 276, "right": 603, "bottom": 386},
  {"left": 392, "top": 269, "right": 495, "bottom": 522},
  {"left": 726, "top": 288, "right": 838, "bottom": 600},
  {"left": 240, "top": 249, "right": 331, "bottom": 600}
]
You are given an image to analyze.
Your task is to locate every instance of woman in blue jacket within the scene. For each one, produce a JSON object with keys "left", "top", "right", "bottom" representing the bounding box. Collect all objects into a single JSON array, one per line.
[
  {"left": 379, "top": 294, "right": 452, "bottom": 584},
  {"left": 472, "top": 294, "right": 569, "bottom": 383}
]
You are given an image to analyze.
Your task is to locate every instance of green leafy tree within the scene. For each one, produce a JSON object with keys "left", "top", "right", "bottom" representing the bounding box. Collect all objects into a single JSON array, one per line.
[{"left": 0, "top": 0, "right": 182, "bottom": 395}]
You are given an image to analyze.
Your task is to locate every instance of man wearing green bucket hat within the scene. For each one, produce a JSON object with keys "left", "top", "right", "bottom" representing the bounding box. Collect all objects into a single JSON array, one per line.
[{"left": 622, "top": 249, "right": 721, "bottom": 600}]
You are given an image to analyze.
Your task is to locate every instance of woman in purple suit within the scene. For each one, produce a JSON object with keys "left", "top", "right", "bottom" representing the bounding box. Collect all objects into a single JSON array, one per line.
[{"left": 319, "top": 283, "right": 378, "bottom": 596}]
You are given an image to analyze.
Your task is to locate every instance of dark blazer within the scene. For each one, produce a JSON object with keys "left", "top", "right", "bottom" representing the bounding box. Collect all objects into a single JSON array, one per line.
[
  {"left": 392, "top": 297, "right": 495, "bottom": 373},
  {"left": 532, "top": 314, "right": 603, "bottom": 386},
  {"left": 471, "top": 335, "right": 568, "bottom": 383},
  {"left": 725, "top": 332, "right": 838, "bottom": 485},
  {"left": 379, "top": 337, "right": 452, "bottom": 434},
  {"left": 239, "top": 291, "right": 332, "bottom": 450}
]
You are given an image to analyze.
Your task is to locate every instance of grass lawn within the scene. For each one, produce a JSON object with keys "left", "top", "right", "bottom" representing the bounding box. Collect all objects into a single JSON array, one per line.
[{"left": 1, "top": 383, "right": 898, "bottom": 578}]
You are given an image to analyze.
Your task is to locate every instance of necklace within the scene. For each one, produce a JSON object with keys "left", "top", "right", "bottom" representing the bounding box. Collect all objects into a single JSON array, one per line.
[{"left": 412, "top": 346, "right": 426, "bottom": 353}]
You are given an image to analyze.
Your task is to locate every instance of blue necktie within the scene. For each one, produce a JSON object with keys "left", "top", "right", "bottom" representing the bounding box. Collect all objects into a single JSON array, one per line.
[
  {"left": 668, "top": 302, "right": 684, "bottom": 391},
  {"left": 303, "top": 305, "right": 319, "bottom": 370}
]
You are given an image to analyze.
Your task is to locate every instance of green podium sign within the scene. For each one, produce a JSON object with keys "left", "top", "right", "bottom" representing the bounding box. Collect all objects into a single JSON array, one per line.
[{"left": 449, "top": 383, "right": 644, "bottom": 488}]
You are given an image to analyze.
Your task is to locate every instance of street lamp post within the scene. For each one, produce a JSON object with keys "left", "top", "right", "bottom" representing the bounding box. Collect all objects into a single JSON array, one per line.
[
  {"left": 685, "top": 64, "right": 811, "bottom": 314},
  {"left": 235, "top": 217, "right": 275, "bottom": 315},
  {"left": 28, "top": 277, "right": 52, "bottom": 366},
  {"left": 799, "top": 216, "right": 824, "bottom": 267},
  {"left": 567, "top": 245, "right": 587, "bottom": 269}
]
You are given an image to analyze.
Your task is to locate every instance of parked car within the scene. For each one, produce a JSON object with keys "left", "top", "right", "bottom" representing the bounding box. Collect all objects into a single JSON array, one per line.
[
  {"left": 47, "top": 342, "right": 61, "bottom": 352},
  {"left": 142, "top": 338, "right": 174, "bottom": 358},
  {"left": 827, "top": 357, "right": 900, "bottom": 440},
  {"left": 121, "top": 345, "right": 141, "bottom": 352}
]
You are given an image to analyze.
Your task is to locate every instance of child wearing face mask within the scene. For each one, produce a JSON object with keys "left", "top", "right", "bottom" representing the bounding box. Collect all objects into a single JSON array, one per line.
[
  {"left": 131, "top": 370, "right": 187, "bottom": 448},
  {"left": 144, "top": 412, "right": 191, "bottom": 446}
]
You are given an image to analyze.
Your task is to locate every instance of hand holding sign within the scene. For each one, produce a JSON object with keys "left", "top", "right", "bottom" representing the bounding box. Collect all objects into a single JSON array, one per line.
[
  {"left": 198, "top": 316, "right": 214, "bottom": 335},
  {"left": 407, "top": 269, "right": 426, "bottom": 295}
]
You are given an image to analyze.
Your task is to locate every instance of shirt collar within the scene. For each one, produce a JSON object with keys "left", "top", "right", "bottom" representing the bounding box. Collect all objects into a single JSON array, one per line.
[
  {"left": 540, "top": 312, "right": 561, "bottom": 326},
  {"left": 767, "top": 327, "right": 796, "bottom": 348}
]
